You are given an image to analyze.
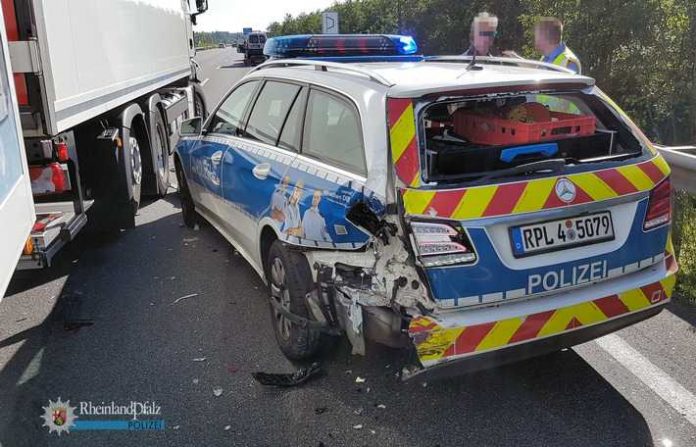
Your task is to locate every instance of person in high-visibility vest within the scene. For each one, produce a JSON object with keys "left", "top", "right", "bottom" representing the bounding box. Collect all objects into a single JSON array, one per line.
[{"left": 535, "top": 17, "right": 581, "bottom": 74}]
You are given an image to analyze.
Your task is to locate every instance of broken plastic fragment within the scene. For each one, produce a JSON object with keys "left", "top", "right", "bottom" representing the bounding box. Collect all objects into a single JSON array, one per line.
[
  {"left": 213, "top": 387, "right": 223, "bottom": 397},
  {"left": 171, "top": 293, "right": 199, "bottom": 305},
  {"left": 376, "top": 404, "right": 386, "bottom": 409},
  {"left": 192, "top": 378, "right": 199, "bottom": 385},
  {"left": 355, "top": 376, "right": 366, "bottom": 383},
  {"left": 224, "top": 425, "right": 231, "bottom": 431},
  {"left": 353, "top": 424, "right": 363, "bottom": 430},
  {"left": 251, "top": 362, "right": 322, "bottom": 387},
  {"left": 192, "top": 357, "right": 206, "bottom": 362}
]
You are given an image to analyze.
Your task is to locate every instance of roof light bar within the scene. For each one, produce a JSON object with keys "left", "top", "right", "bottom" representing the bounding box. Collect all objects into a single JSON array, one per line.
[{"left": 263, "top": 34, "right": 420, "bottom": 60}]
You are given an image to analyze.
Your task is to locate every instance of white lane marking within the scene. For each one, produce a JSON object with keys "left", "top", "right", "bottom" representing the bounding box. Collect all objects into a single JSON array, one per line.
[
  {"left": 200, "top": 78, "right": 209, "bottom": 87},
  {"left": 596, "top": 334, "right": 696, "bottom": 427}
]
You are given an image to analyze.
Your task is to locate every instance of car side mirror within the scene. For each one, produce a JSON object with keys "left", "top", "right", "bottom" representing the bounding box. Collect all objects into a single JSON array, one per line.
[
  {"left": 180, "top": 117, "right": 203, "bottom": 137},
  {"left": 195, "top": 0, "right": 208, "bottom": 13}
]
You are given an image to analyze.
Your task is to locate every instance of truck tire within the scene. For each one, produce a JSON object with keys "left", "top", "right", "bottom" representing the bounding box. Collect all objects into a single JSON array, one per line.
[
  {"left": 266, "top": 240, "right": 322, "bottom": 360},
  {"left": 127, "top": 134, "right": 143, "bottom": 214},
  {"left": 151, "top": 110, "right": 170, "bottom": 198},
  {"left": 193, "top": 90, "right": 207, "bottom": 121},
  {"left": 174, "top": 158, "right": 199, "bottom": 228}
]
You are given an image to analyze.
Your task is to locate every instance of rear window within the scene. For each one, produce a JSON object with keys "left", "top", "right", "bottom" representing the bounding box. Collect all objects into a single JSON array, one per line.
[
  {"left": 249, "top": 34, "right": 266, "bottom": 44},
  {"left": 421, "top": 90, "right": 645, "bottom": 184},
  {"left": 302, "top": 90, "right": 365, "bottom": 176}
]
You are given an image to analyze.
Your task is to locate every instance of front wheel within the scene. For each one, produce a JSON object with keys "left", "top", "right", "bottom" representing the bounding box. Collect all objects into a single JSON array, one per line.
[
  {"left": 267, "top": 240, "right": 322, "bottom": 360},
  {"left": 174, "top": 159, "right": 199, "bottom": 228}
]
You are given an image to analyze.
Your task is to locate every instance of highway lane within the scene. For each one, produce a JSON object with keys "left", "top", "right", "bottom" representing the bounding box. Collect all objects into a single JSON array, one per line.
[{"left": 1, "top": 48, "right": 696, "bottom": 446}]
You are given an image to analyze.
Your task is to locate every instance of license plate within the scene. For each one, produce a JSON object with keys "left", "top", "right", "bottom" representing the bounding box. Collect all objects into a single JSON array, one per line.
[{"left": 510, "top": 211, "right": 614, "bottom": 257}]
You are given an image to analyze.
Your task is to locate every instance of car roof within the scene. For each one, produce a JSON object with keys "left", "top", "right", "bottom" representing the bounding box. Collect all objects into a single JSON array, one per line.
[{"left": 252, "top": 57, "right": 595, "bottom": 99}]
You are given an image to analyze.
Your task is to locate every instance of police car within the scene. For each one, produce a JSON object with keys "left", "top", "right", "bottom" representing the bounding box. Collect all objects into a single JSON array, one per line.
[{"left": 174, "top": 34, "right": 677, "bottom": 379}]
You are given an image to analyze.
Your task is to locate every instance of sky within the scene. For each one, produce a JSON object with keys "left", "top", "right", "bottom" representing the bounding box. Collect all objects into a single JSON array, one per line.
[{"left": 195, "top": 0, "right": 337, "bottom": 32}]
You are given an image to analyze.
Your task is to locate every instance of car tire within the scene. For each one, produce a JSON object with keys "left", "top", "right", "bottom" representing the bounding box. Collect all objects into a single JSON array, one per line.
[
  {"left": 174, "top": 158, "right": 199, "bottom": 228},
  {"left": 267, "top": 240, "right": 322, "bottom": 360},
  {"left": 151, "top": 110, "right": 170, "bottom": 198}
]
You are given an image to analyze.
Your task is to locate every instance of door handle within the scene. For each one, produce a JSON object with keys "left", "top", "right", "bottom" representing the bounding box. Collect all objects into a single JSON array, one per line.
[
  {"left": 252, "top": 163, "right": 271, "bottom": 180},
  {"left": 210, "top": 150, "right": 223, "bottom": 165}
]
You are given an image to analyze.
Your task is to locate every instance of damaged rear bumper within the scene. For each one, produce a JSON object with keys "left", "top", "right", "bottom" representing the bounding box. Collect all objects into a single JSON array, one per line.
[{"left": 404, "top": 257, "right": 677, "bottom": 380}]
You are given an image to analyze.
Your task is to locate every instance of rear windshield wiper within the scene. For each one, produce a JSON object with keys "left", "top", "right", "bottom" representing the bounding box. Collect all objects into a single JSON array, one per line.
[{"left": 478, "top": 158, "right": 567, "bottom": 182}]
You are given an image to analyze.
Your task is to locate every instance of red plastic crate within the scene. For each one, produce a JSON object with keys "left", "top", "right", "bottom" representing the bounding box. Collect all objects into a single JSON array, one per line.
[{"left": 453, "top": 110, "right": 596, "bottom": 146}]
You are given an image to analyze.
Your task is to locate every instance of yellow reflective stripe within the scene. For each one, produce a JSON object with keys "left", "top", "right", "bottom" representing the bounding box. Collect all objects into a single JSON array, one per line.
[
  {"left": 403, "top": 189, "right": 435, "bottom": 215},
  {"left": 389, "top": 104, "right": 416, "bottom": 162},
  {"left": 537, "top": 302, "right": 607, "bottom": 337},
  {"left": 666, "top": 231, "right": 675, "bottom": 256},
  {"left": 661, "top": 273, "right": 677, "bottom": 297},
  {"left": 512, "top": 178, "right": 556, "bottom": 213},
  {"left": 416, "top": 327, "right": 464, "bottom": 363},
  {"left": 619, "top": 288, "right": 650, "bottom": 312},
  {"left": 617, "top": 164, "right": 655, "bottom": 191},
  {"left": 572, "top": 173, "right": 617, "bottom": 201},
  {"left": 409, "top": 171, "right": 421, "bottom": 188},
  {"left": 476, "top": 317, "right": 524, "bottom": 351},
  {"left": 652, "top": 156, "right": 671, "bottom": 177},
  {"left": 452, "top": 185, "right": 498, "bottom": 219}
]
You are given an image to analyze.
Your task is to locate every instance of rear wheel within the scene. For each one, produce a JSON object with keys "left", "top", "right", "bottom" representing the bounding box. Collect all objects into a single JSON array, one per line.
[
  {"left": 267, "top": 240, "right": 322, "bottom": 360},
  {"left": 128, "top": 134, "right": 143, "bottom": 214},
  {"left": 151, "top": 110, "right": 170, "bottom": 198}
]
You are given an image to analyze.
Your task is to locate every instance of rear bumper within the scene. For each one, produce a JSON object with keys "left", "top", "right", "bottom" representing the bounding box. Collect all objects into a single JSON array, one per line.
[
  {"left": 406, "top": 255, "right": 677, "bottom": 379},
  {"left": 405, "top": 303, "right": 664, "bottom": 381}
]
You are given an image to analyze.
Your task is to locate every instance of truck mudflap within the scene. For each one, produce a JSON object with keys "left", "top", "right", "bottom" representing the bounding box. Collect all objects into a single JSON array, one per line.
[{"left": 406, "top": 252, "right": 677, "bottom": 377}]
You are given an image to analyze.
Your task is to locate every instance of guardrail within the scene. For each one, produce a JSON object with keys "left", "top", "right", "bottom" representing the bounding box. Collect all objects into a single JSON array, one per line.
[{"left": 655, "top": 145, "right": 696, "bottom": 194}]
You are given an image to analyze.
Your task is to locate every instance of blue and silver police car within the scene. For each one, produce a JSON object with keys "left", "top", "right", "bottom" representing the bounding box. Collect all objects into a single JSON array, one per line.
[{"left": 174, "top": 35, "right": 677, "bottom": 378}]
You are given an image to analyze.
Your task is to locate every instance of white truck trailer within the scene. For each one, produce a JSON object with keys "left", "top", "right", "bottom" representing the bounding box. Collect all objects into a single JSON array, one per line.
[{"left": 0, "top": 0, "right": 209, "bottom": 289}]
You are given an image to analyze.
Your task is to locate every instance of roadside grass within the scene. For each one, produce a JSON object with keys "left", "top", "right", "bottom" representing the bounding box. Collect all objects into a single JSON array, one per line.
[{"left": 673, "top": 190, "right": 696, "bottom": 304}]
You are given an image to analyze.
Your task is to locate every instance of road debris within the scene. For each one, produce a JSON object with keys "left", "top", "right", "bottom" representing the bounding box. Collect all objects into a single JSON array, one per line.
[
  {"left": 213, "top": 387, "right": 223, "bottom": 397},
  {"left": 355, "top": 376, "right": 366, "bottom": 383},
  {"left": 192, "top": 357, "right": 206, "bottom": 362},
  {"left": 376, "top": 404, "right": 386, "bottom": 409},
  {"left": 172, "top": 425, "right": 180, "bottom": 430},
  {"left": 224, "top": 425, "right": 231, "bottom": 431},
  {"left": 353, "top": 408, "right": 363, "bottom": 415},
  {"left": 192, "top": 378, "right": 199, "bottom": 385},
  {"left": 171, "top": 293, "right": 199, "bottom": 305},
  {"left": 251, "top": 362, "right": 322, "bottom": 387},
  {"left": 183, "top": 237, "right": 199, "bottom": 243},
  {"left": 353, "top": 424, "right": 363, "bottom": 430},
  {"left": 227, "top": 364, "right": 239, "bottom": 374},
  {"left": 314, "top": 407, "right": 327, "bottom": 415}
]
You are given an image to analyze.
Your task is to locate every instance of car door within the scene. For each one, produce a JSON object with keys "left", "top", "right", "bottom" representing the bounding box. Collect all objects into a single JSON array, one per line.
[
  {"left": 0, "top": 18, "right": 34, "bottom": 299},
  {"left": 281, "top": 87, "right": 374, "bottom": 250},
  {"left": 189, "top": 80, "right": 260, "bottom": 221},
  {"left": 219, "top": 80, "right": 304, "bottom": 260}
]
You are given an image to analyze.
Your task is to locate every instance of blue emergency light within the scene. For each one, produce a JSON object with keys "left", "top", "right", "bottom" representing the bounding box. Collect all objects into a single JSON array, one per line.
[{"left": 263, "top": 34, "right": 422, "bottom": 62}]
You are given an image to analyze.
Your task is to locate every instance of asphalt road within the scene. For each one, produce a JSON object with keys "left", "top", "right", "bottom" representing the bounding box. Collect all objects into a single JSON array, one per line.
[{"left": 2, "top": 48, "right": 696, "bottom": 447}]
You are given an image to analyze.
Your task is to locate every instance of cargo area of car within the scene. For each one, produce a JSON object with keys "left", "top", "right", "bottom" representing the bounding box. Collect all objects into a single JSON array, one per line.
[{"left": 421, "top": 89, "right": 646, "bottom": 184}]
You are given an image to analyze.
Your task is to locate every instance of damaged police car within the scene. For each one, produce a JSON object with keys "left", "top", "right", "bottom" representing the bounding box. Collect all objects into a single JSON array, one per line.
[{"left": 174, "top": 34, "right": 677, "bottom": 379}]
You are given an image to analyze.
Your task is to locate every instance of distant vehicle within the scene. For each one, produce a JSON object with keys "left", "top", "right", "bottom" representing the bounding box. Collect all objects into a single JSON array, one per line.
[
  {"left": 0, "top": 0, "right": 209, "bottom": 282},
  {"left": 218, "top": 43, "right": 225, "bottom": 48},
  {"left": 174, "top": 34, "right": 678, "bottom": 380},
  {"left": 241, "top": 32, "right": 267, "bottom": 66}
]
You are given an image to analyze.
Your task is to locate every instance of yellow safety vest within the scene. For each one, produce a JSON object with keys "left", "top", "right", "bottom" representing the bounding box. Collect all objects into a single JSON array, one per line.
[{"left": 543, "top": 46, "right": 582, "bottom": 75}]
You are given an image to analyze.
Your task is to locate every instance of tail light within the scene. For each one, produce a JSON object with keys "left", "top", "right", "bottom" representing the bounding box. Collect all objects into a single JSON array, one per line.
[
  {"left": 29, "top": 163, "right": 70, "bottom": 195},
  {"left": 644, "top": 177, "right": 671, "bottom": 230},
  {"left": 411, "top": 221, "right": 477, "bottom": 267}
]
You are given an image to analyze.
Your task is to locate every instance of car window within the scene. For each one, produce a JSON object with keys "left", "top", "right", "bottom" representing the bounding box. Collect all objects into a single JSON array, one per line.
[
  {"left": 277, "top": 88, "right": 306, "bottom": 152},
  {"left": 302, "top": 89, "right": 365, "bottom": 175},
  {"left": 250, "top": 35, "right": 258, "bottom": 44},
  {"left": 245, "top": 81, "right": 301, "bottom": 146},
  {"left": 209, "top": 81, "right": 259, "bottom": 136}
]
